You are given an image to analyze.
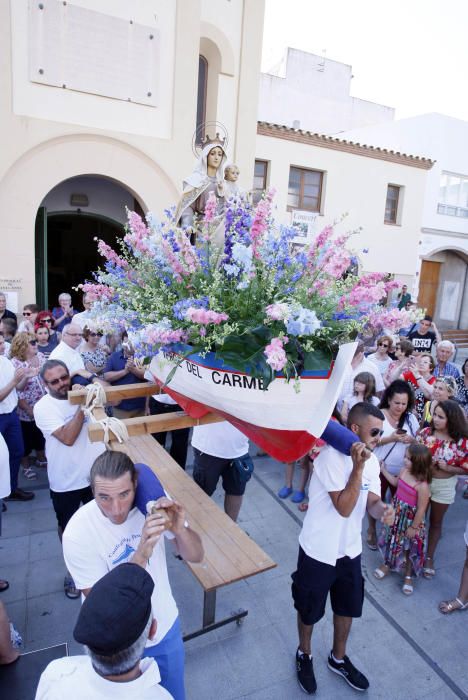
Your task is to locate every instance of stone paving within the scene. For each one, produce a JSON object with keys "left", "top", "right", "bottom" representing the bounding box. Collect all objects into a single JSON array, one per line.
[{"left": 1, "top": 449, "right": 467, "bottom": 699}]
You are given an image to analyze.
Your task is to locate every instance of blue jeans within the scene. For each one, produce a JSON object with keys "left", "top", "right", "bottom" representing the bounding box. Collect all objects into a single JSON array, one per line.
[
  {"left": 143, "top": 617, "right": 185, "bottom": 700},
  {"left": 0, "top": 409, "right": 24, "bottom": 491}
]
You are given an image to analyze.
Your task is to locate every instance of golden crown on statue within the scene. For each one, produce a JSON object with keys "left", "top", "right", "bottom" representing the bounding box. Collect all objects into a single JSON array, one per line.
[{"left": 192, "top": 121, "right": 229, "bottom": 157}]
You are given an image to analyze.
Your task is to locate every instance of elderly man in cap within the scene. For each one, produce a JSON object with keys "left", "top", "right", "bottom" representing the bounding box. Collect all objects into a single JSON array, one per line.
[{"left": 35, "top": 563, "right": 173, "bottom": 699}]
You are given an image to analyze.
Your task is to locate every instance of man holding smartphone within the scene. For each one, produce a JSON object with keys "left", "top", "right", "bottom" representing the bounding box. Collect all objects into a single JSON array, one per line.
[{"left": 292, "top": 402, "right": 395, "bottom": 694}]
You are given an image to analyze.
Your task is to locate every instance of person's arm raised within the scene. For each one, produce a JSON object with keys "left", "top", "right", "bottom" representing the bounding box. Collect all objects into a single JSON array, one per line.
[{"left": 328, "top": 442, "right": 369, "bottom": 518}]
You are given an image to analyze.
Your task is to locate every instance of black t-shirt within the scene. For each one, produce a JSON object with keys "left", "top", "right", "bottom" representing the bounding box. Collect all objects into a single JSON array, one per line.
[{"left": 408, "top": 329, "right": 436, "bottom": 352}]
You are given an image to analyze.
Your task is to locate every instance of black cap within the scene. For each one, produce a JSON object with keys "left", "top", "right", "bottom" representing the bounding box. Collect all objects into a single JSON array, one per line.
[{"left": 73, "top": 563, "right": 154, "bottom": 654}]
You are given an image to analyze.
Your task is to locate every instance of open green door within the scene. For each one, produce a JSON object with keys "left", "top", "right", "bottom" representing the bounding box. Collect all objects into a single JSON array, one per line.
[{"left": 34, "top": 206, "right": 48, "bottom": 308}]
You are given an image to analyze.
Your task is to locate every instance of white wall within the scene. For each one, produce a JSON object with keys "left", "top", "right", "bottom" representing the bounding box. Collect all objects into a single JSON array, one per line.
[
  {"left": 0, "top": 0, "right": 266, "bottom": 304},
  {"left": 340, "top": 113, "right": 468, "bottom": 241},
  {"left": 255, "top": 131, "right": 429, "bottom": 280},
  {"left": 259, "top": 48, "right": 395, "bottom": 135}
]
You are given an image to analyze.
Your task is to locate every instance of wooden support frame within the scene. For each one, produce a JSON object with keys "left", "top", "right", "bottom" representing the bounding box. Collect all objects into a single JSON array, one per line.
[
  {"left": 70, "top": 384, "right": 276, "bottom": 639},
  {"left": 88, "top": 410, "right": 225, "bottom": 442},
  {"left": 68, "top": 383, "right": 159, "bottom": 405}
]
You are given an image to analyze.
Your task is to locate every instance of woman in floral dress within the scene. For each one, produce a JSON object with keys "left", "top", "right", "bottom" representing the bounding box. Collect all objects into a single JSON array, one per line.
[
  {"left": 9, "top": 332, "right": 47, "bottom": 479},
  {"left": 418, "top": 400, "right": 468, "bottom": 578}
]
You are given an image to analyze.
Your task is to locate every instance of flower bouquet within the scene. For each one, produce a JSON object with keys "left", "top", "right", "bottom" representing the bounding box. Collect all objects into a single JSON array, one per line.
[{"left": 83, "top": 192, "right": 409, "bottom": 460}]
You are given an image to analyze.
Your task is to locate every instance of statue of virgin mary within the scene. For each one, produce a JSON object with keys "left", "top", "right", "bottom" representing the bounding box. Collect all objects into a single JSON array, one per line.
[{"left": 175, "top": 135, "right": 228, "bottom": 235}]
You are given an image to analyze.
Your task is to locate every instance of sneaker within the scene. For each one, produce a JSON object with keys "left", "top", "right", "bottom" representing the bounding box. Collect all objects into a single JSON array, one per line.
[
  {"left": 327, "top": 653, "right": 369, "bottom": 691},
  {"left": 296, "top": 648, "right": 317, "bottom": 694}
]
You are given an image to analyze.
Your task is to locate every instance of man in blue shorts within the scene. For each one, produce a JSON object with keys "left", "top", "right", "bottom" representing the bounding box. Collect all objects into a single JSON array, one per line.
[{"left": 291, "top": 403, "right": 395, "bottom": 694}]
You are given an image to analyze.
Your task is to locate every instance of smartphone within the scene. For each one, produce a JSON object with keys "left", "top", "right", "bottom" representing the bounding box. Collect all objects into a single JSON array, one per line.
[{"left": 396, "top": 429, "right": 407, "bottom": 435}]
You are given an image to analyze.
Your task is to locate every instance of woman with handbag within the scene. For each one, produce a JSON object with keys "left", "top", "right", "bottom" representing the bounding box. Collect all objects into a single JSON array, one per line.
[{"left": 366, "top": 380, "right": 419, "bottom": 550}]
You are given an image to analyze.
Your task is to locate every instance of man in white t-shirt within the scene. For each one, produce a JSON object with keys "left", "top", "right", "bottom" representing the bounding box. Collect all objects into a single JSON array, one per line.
[
  {"left": 191, "top": 421, "right": 251, "bottom": 522},
  {"left": 63, "top": 450, "right": 203, "bottom": 700},
  {"left": 292, "top": 402, "right": 395, "bottom": 695},
  {"left": 49, "top": 324, "right": 100, "bottom": 385},
  {"left": 35, "top": 563, "right": 173, "bottom": 699},
  {"left": 34, "top": 359, "right": 106, "bottom": 599}
]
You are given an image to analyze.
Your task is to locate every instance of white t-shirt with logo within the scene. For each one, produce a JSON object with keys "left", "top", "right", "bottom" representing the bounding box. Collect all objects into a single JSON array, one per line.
[
  {"left": 299, "top": 445, "right": 381, "bottom": 565},
  {"left": 34, "top": 394, "right": 105, "bottom": 492},
  {"left": 191, "top": 421, "right": 249, "bottom": 459},
  {"left": 63, "top": 500, "right": 178, "bottom": 646},
  {"left": 49, "top": 342, "right": 85, "bottom": 376}
]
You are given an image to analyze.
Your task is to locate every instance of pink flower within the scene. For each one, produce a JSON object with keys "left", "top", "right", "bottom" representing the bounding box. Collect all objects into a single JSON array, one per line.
[
  {"left": 186, "top": 308, "right": 229, "bottom": 325},
  {"left": 266, "top": 303, "right": 290, "bottom": 321},
  {"left": 251, "top": 188, "right": 275, "bottom": 258},
  {"left": 80, "top": 283, "right": 115, "bottom": 302},
  {"left": 204, "top": 192, "right": 217, "bottom": 223},
  {"left": 96, "top": 239, "right": 128, "bottom": 268},
  {"left": 264, "top": 336, "right": 288, "bottom": 371}
]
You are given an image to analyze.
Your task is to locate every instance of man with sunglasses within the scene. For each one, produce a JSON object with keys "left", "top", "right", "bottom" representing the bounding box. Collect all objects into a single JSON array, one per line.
[
  {"left": 34, "top": 360, "right": 105, "bottom": 599},
  {"left": 292, "top": 402, "right": 395, "bottom": 695}
]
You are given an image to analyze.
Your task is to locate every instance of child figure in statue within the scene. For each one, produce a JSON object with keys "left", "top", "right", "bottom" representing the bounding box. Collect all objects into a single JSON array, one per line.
[
  {"left": 175, "top": 135, "right": 227, "bottom": 241},
  {"left": 224, "top": 163, "right": 241, "bottom": 198}
]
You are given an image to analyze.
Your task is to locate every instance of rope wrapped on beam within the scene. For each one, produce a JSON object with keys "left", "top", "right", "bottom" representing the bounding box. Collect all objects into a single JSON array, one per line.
[{"left": 82, "top": 383, "right": 129, "bottom": 446}]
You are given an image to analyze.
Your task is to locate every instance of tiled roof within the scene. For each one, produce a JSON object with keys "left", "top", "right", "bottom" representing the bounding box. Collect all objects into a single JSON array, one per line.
[{"left": 257, "top": 121, "right": 435, "bottom": 169}]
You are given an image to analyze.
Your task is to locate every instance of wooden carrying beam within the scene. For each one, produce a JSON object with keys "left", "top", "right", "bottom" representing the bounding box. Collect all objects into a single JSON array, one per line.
[
  {"left": 88, "top": 411, "right": 225, "bottom": 442},
  {"left": 68, "top": 383, "right": 160, "bottom": 405}
]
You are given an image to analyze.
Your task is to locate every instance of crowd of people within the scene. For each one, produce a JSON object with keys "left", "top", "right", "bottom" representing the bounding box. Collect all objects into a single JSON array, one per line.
[{"left": 0, "top": 290, "right": 467, "bottom": 697}]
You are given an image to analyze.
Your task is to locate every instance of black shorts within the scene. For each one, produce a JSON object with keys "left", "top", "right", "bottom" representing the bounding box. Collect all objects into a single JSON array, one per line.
[
  {"left": 20, "top": 420, "right": 45, "bottom": 456},
  {"left": 291, "top": 547, "right": 364, "bottom": 625},
  {"left": 192, "top": 448, "right": 247, "bottom": 497},
  {"left": 50, "top": 486, "right": 93, "bottom": 532}
]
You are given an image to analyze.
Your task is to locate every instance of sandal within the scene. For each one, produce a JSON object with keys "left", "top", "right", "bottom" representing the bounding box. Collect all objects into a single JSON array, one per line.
[
  {"left": 373, "top": 566, "right": 389, "bottom": 580},
  {"left": 439, "top": 597, "right": 468, "bottom": 614},
  {"left": 402, "top": 576, "right": 413, "bottom": 595},
  {"left": 277, "top": 486, "right": 293, "bottom": 499},
  {"left": 366, "top": 532, "right": 378, "bottom": 551},
  {"left": 64, "top": 575, "right": 80, "bottom": 599},
  {"left": 423, "top": 558, "right": 435, "bottom": 579},
  {"left": 291, "top": 490, "right": 305, "bottom": 503},
  {"left": 22, "top": 467, "right": 37, "bottom": 480},
  {"left": 0, "top": 579, "right": 9, "bottom": 593}
]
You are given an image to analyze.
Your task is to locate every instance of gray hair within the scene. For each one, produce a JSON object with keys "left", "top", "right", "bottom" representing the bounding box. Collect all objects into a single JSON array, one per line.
[
  {"left": 58, "top": 292, "right": 71, "bottom": 301},
  {"left": 437, "top": 340, "right": 455, "bottom": 355},
  {"left": 0, "top": 293, "right": 6, "bottom": 300},
  {"left": 87, "top": 615, "right": 151, "bottom": 677}
]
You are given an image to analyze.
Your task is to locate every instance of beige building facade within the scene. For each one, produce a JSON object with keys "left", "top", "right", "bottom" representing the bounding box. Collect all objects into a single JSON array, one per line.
[
  {"left": 0, "top": 0, "right": 264, "bottom": 310},
  {"left": 254, "top": 123, "right": 433, "bottom": 285}
]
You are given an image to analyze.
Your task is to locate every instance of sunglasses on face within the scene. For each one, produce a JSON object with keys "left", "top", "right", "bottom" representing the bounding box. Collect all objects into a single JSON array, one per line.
[
  {"left": 378, "top": 342, "right": 389, "bottom": 348},
  {"left": 89, "top": 332, "right": 103, "bottom": 337},
  {"left": 370, "top": 428, "right": 384, "bottom": 437},
  {"left": 23, "top": 311, "right": 32, "bottom": 316},
  {"left": 46, "top": 374, "right": 70, "bottom": 386},
  {"left": 40, "top": 318, "right": 53, "bottom": 323}
]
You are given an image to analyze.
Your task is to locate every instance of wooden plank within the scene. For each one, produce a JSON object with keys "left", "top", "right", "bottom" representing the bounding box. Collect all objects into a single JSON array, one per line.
[
  {"left": 117, "top": 434, "right": 276, "bottom": 590},
  {"left": 87, "top": 411, "right": 225, "bottom": 442},
  {"left": 68, "top": 382, "right": 160, "bottom": 405}
]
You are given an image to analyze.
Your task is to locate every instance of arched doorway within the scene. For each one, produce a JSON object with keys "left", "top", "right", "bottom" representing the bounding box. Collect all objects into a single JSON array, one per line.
[{"left": 35, "top": 175, "right": 145, "bottom": 309}]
